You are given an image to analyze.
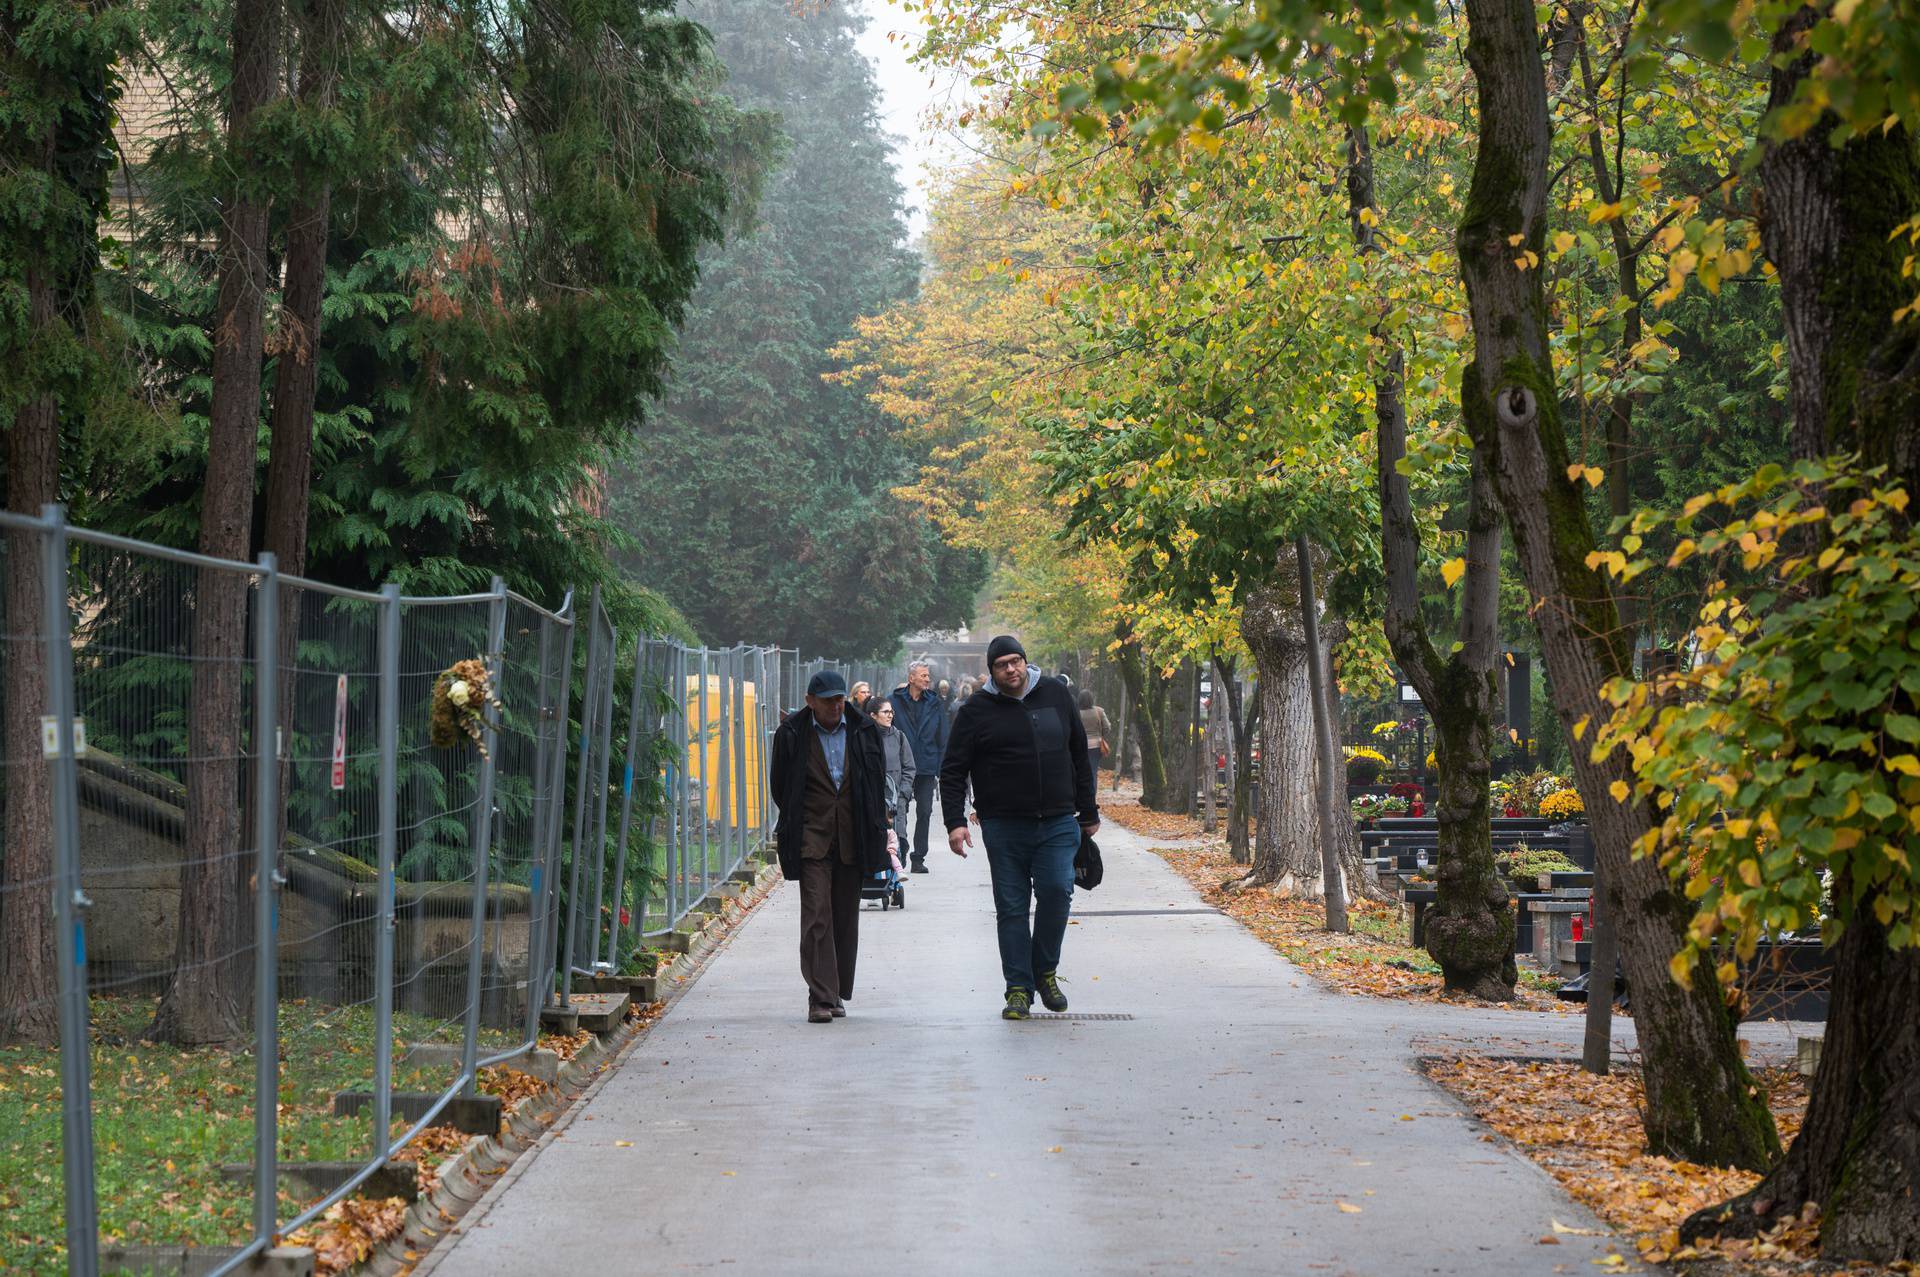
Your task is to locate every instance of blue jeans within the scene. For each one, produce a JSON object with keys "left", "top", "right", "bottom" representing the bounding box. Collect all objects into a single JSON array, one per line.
[{"left": 979, "top": 814, "right": 1079, "bottom": 994}]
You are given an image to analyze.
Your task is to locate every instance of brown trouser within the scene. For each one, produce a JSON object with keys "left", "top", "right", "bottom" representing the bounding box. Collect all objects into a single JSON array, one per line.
[{"left": 799, "top": 856, "right": 863, "bottom": 1011}]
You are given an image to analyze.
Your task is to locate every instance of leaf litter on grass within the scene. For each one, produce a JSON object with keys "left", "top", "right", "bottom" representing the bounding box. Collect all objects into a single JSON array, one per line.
[
  {"left": 1150, "top": 840, "right": 1571, "bottom": 1009},
  {"left": 1421, "top": 1057, "right": 1908, "bottom": 1275}
]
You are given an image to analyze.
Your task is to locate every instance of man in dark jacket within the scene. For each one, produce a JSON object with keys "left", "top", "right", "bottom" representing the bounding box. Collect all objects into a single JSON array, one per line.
[
  {"left": 940, "top": 635, "right": 1099, "bottom": 1020},
  {"left": 889, "top": 661, "right": 948, "bottom": 873},
  {"left": 770, "top": 670, "right": 890, "bottom": 1023}
]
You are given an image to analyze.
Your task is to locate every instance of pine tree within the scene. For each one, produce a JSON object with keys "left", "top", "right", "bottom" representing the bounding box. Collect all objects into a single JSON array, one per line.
[{"left": 608, "top": 0, "right": 986, "bottom": 658}]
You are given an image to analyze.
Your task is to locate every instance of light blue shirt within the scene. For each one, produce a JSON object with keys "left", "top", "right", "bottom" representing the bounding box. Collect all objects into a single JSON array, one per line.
[{"left": 813, "top": 715, "right": 847, "bottom": 789}]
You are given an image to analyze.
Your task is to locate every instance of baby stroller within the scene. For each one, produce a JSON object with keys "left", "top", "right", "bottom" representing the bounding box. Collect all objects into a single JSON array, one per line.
[{"left": 861, "top": 828, "right": 908, "bottom": 910}]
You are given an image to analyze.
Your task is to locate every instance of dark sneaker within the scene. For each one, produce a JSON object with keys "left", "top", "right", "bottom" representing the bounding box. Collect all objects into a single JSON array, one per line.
[
  {"left": 1002, "top": 988, "right": 1031, "bottom": 1020},
  {"left": 1036, "top": 970, "right": 1068, "bottom": 1013},
  {"left": 808, "top": 1007, "right": 833, "bottom": 1023},
  {"left": 910, "top": 860, "right": 929, "bottom": 874},
  {"left": 830, "top": 1004, "right": 846, "bottom": 1018}
]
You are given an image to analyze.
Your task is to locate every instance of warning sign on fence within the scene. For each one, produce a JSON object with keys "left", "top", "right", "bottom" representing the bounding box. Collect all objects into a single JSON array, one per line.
[{"left": 331, "top": 674, "right": 348, "bottom": 790}]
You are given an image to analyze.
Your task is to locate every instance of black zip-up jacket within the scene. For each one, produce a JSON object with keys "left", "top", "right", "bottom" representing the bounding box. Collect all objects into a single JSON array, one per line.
[
  {"left": 939, "top": 670, "right": 1098, "bottom": 831},
  {"left": 769, "top": 704, "right": 890, "bottom": 881}
]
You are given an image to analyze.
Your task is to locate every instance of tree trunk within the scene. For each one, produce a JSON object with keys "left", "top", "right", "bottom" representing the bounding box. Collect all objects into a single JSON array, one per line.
[
  {"left": 1238, "top": 556, "right": 1325, "bottom": 895},
  {"left": 1213, "top": 654, "right": 1252, "bottom": 863},
  {"left": 1379, "top": 358, "right": 1515, "bottom": 999},
  {"left": 1682, "top": 5, "right": 1920, "bottom": 1254},
  {"left": 1184, "top": 660, "right": 1201, "bottom": 819},
  {"left": 1354, "top": 120, "right": 1515, "bottom": 996},
  {"left": 263, "top": 0, "right": 340, "bottom": 851},
  {"left": 1202, "top": 654, "right": 1219, "bottom": 834},
  {"left": 1113, "top": 631, "right": 1169, "bottom": 806},
  {"left": 1455, "top": 0, "right": 1779, "bottom": 1168},
  {"left": 0, "top": 260, "right": 61, "bottom": 1048},
  {"left": 1295, "top": 535, "right": 1348, "bottom": 933},
  {"left": 151, "top": 0, "right": 282, "bottom": 1047},
  {"left": 263, "top": 0, "right": 339, "bottom": 584}
]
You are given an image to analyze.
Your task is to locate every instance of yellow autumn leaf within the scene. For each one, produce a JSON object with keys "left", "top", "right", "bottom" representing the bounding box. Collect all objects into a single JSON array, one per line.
[
  {"left": 1888, "top": 755, "right": 1920, "bottom": 776},
  {"left": 1337, "top": 1201, "right": 1364, "bottom": 1214},
  {"left": 1441, "top": 557, "right": 1467, "bottom": 588},
  {"left": 1609, "top": 780, "right": 1630, "bottom": 802}
]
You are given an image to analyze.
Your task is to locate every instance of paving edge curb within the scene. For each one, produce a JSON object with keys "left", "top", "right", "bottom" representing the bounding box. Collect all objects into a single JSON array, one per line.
[{"left": 360, "top": 860, "right": 783, "bottom": 1277}]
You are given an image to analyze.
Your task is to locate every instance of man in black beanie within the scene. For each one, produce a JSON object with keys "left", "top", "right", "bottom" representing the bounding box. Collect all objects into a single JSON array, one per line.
[{"left": 939, "top": 635, "right": 1099, "bottom": 1019}]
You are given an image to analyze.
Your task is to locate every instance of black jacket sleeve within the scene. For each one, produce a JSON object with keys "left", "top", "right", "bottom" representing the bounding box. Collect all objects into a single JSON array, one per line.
[
  {"left": 769, "top": 722, "right": 794, "bottom": 815},
  {"left": 939, "top": 707, "right": 975, "bottom": 832},
  {"left": 1065, "top": 693, "right": 1097, "bottom": 825}
]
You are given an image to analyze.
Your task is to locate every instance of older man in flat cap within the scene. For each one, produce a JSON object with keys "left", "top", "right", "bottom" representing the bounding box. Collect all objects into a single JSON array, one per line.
[{"left": 769, "top": 670, "right": 891, "bottom": 1022}]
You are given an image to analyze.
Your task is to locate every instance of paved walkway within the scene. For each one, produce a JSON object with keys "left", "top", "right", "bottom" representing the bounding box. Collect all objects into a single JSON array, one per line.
[{"left": 422, "top": 814, "right": 1789, "bottom": 1275}]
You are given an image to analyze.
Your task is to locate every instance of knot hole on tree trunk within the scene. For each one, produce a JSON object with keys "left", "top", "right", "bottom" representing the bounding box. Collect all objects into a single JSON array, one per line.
[{"left": 1495, "top": 385, "right": 1536, "bottom": 429}]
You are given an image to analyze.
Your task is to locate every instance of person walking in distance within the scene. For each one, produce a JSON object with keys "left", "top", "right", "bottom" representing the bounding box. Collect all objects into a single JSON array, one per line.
[
  {"left": 1078, "top": 688, "right": 1111, "bottom": 783},
  {"left": 940, "top": 636, "right": 1099, "bottom": 1020},
  {"left": 769, "top": 671, "right": 890, "bottom": 1023},
  {"left": 889, "top": 661, "right": 948, "bottom": 873},
  {"left": 870, "top": 697, "right": 916, "bottom": 856}
]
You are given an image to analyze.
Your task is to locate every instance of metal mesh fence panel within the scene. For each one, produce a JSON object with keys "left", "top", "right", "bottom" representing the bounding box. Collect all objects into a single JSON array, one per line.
[
  {"left": 0, "top": 513, "right": 98, "bottom": 1274},
  {"left": 271, "top": 578, "right": 385, "bottom": 1224},
  {"left": 64, "top": 533, "right": 274, "bottom": 1271},
  {"left": 1, "top": 506, "right": 879, "bottom": 1276}
]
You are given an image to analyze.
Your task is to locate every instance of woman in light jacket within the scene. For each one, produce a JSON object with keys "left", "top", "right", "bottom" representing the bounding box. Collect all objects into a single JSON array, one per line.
[{"left": 871, "top": 697, "right": 916, "bottom": 846}]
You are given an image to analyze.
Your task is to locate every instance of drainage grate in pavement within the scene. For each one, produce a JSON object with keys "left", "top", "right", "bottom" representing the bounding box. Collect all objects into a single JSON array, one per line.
[
  {"left": 1072, "top": 908, "right": 1219, "bottom": 918},
  {"left": 1025, "top": 1012, "right": 1136, "bottom": 1021}
]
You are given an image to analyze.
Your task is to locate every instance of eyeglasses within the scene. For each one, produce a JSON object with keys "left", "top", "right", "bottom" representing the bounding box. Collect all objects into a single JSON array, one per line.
[{"left": 992, "top": 656, "right": 1025, "bottom": 672}]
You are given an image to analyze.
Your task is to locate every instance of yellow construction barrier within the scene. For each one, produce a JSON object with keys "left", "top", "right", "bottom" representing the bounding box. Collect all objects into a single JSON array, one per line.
[{"left": 684, "top": 674, "right": 764, "bottom": 824}]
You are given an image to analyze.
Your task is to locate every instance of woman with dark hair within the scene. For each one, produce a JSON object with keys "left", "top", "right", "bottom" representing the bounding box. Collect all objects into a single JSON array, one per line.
[
  {"left": 1078, "top": 687, "right": 1111, "bottom": 780},
  {"left": 870, "top": 697, "right": 915, "bottom": 848}
]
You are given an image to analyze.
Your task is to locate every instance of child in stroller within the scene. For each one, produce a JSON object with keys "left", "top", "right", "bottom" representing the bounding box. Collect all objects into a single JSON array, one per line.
[{"left": 860, "top": 826, "right": 908, "bottom": 910}]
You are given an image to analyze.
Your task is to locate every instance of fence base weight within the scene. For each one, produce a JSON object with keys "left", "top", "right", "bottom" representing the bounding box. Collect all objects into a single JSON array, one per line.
[
  {"left": 101, "top": 1244, "right": 315, "bottom": 1277},
  {"left": 216, "top": 1161, "right": 421, "bottom": 1203},
  {"left": 332, "top": 1091, "right": 503, "bottom": 1136}
]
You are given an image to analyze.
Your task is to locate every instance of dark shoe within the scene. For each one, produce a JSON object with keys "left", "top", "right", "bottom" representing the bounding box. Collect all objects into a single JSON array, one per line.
[
  {"left": 910, "top": 860, "right": 929, "bottom": 874},
  {"left": 808, "top": 1007, "right": 833, "bottom": 1023},
  {"left": 1002, "top": 988, "right": 1031, "bottom": 1021},
  {"left": 1036, "top": 970, "right": 1068, "bottom": 1013},
  {"left": 830, "top": 1004, "right": 846, "bottom": 1018}
]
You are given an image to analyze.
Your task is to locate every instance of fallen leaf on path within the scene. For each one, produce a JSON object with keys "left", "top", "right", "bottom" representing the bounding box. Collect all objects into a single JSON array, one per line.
[
  {"left": 1553, "top": 1220, "right": 1604, "bottom": 1236},
  {"left": 614, "top": 1140, "right": 633, "bottom": 1148},
  {"left": 1336, "top": 1202, "right": 1363, "bottom": 1214}
]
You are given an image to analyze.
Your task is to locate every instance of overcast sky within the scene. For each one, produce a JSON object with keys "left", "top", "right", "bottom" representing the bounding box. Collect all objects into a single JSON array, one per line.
[{"left": 852, "top": 0, "right": 969, "bottom": 237}]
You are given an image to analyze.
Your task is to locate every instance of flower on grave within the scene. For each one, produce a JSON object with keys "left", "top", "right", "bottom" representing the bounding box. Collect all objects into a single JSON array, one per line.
[
  {"left": 430, "top": 657, "right": 500, "bottom": 756},
  {"left": 1539, "top": 788, "right": 1586, "bottom": 821}
]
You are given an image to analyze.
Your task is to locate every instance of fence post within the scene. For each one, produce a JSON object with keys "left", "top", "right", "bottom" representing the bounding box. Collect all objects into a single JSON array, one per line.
[
  {"left": 250, "top": 552, "right": 283, "bottom": 1245},
  {"left": 40, "top": 504, "right": 100, "bottom": 1277},
  {"left": 714, "top": 649, "right": 725, "bottom": 875},
  {"left": 733, "top": 648, "right": 749, "bottom": 871},
  {"left": 531, "top": 604, "right": 577, "bottom": 1031},
  {"left": 461, "top": 579, "right": 509, "bottom": 1095},
  {"left": 605, "top": 637, "right": 647, "bottom": 969},
  {"left": 373, "top": 584, "right": 401, "bottom": 1153},
  {"left": 673, "top": 644, "right": 689, "bottom": 928},
  {"left": 585, "top": 619, "right": 617, "bottom": 973},
  {"left": 560, "top": 587, "right": 605, "bottom": 1007},
  {"left": 698, "top": 648, "right": 711, "bottom": 902}
]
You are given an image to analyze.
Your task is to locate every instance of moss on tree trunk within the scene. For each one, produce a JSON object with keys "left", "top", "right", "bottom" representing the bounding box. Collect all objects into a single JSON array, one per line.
[{"left": 1455, "top": 0, "right": 1779, "bottom": 1166}]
